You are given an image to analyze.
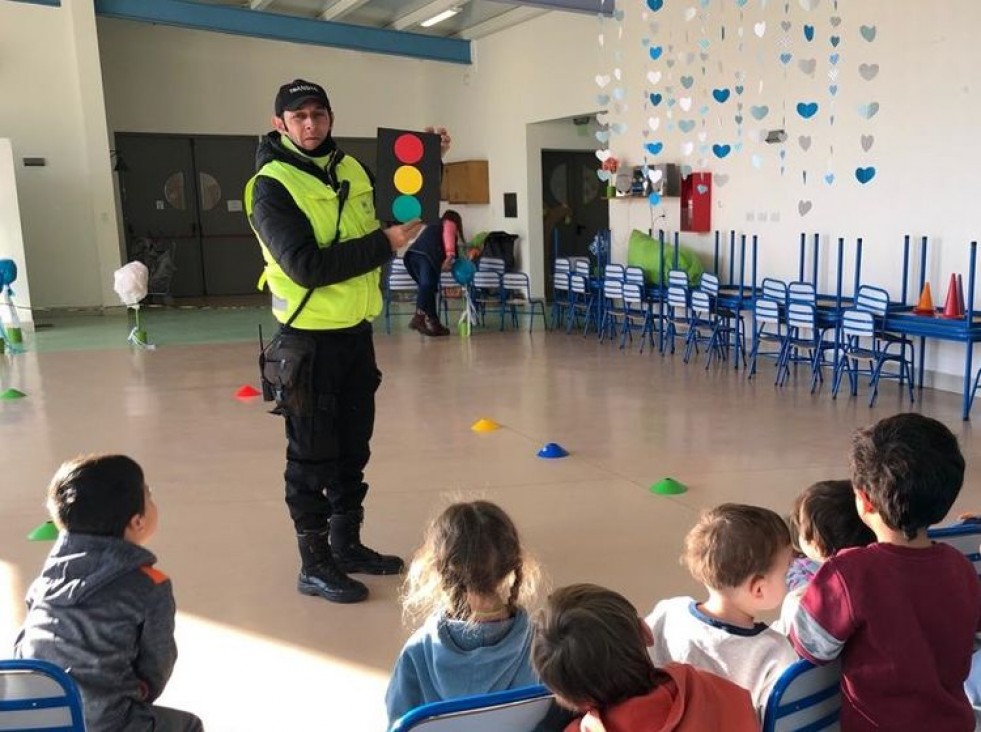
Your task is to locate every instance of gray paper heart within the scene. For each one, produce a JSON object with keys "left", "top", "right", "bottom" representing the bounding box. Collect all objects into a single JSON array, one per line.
[
  {"left": 858, "top": 102, "right": 880, "bottom": 119},
  {"left": 798, "top": 200, "right": 813, "bottom": 216},
  {"left": 781, "top": 20, "right": 792, "bottom": 32},
  {"left": 830, "top": 15, "right": 841, "bottom": 27},
  {"left": 861, "top": 134, "right": 875, "bottom": 152},
  {"left": 798, "top": 135, "right": 812, "bottom": 151},
  {"left": 716, "top": 174, "right": 730, "bottom": 186},
  {"left": 798, "top": 58, "right": 816, "bottom": 76},
  {"left": 859, "top": 63, "right": 879, "bottom": 81}
]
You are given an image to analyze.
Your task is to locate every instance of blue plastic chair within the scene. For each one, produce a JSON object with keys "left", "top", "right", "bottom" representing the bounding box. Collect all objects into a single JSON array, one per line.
[
  {"left": 928, "top": 519, "right": 981, "bottom": 578},
  {"left": 698, "top": 272, "right": 746, "bottom": 367},
  {"left": 567, "top": 273, "right": 598, "bottom": 335},
  {"left": 384, "top": 257, "right": 419, "bottom": 334},
  {"left": 551, "top": 258, "right": 572, "bottom": 328},
  {"left": 777, "top": 302, "right": 836, "bottom": 391},
  {"left": 502, "top": 273, "right": 547, "bottom": 332},
  {"left": 621, "top": 282, "right": 656, "bottom": 352},
  {"left": 599, "top": 277, "right": 624, "bottom": 343},
  {"left": 663, "top": 274, "right": 691, "bottom": 356},
  {"left": 832, "top": 309, "right": 915, "bottom": 406},
  {"left": 0, "top": 658, "right": 86, "bottom": 731},
  {"left": 471, "top": 270, "right": 504, "bottom": 330},
  {"left": 684, "top": 290, "right": 727, "bottom": 367},
  {"left": 389, "top": 685, "right": 554, "bottom": 732},
  {"left": 748, "top": 298, "right": 786, "bottom": 381},
  {"left": 762, "top": 659, "right": 842, "bottom": 732}
]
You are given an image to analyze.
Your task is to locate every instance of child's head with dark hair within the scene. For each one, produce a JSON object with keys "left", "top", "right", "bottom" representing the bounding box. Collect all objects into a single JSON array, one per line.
[
  {"left": 401, "top": 500, "right": 540, "bottom": 624},
  {"left": 850, "top": 413, "right": 964, "bottom": 540},
  {"left": 47, "top": 454, "right": 155, "bottom": 542},
  {"left": 532, "top": 583, "right": 666, "bottom": 711},
  {"left": 790, "top": 480, "right": 877, "bottom": 561}
]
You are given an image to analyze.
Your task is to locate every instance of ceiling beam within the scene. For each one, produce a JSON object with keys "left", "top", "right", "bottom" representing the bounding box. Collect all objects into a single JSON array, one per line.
[
  {"left": 94, "top": 0, "right": 471, "bottom": 65},
  {"left": 318, "top": 0, "right": 371, "bottom": 22},
  {"left": 249, "top": 0, "right": 275, "bottom": 10},
  {"left": 512, "top": 0, "right": 613, "bottom": 14},
  {"left": 390, "top": 0, "right": 465, "bottom": 32},
  {"left": 458, "top": 6, "right": 548, "bottom": 40}
]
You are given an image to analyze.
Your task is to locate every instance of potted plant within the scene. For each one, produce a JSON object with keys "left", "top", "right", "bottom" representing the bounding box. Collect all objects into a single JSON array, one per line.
[{"left": 601, "top": 156, "right": 620, "bottom": 199}]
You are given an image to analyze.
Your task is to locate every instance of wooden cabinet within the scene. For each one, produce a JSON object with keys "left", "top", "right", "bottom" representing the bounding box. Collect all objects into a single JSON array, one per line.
[{"left": 440, "top": 160, "right": 489, "bottom": 204}]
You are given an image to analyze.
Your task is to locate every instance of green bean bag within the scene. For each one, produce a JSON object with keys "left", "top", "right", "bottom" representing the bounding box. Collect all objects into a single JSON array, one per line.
[{"left": 626, "top": 229, "right": 705, "bottom": 286}]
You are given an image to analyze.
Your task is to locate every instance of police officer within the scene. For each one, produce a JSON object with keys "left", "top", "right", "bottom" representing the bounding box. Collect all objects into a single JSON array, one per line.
[{"left": 246, "top": 79, "right": 446, "bottom": 603}]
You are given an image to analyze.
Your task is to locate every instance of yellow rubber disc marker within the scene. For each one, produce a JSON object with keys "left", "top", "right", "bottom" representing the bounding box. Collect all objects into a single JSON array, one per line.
[
  {"left": 394, "top": 165, "right": 423, "bottom": 195},
  {"left": 471, "top": 418, "right": 500, "bottom": 432}
]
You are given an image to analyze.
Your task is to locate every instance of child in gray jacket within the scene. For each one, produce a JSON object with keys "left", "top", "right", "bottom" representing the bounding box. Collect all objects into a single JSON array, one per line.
[{"left": 15, "top": 454, "right": 202, "bottom": 732}]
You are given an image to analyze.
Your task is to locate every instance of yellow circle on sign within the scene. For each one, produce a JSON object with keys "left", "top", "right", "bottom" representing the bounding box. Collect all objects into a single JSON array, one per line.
[{"left": 394, "top": 165, "right": 423, "bottom": 195}]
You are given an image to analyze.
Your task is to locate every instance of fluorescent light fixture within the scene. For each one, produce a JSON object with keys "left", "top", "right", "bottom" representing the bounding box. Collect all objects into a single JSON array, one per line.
[{"left": 420, "top": 7, "right": 460, "bottom": 27}]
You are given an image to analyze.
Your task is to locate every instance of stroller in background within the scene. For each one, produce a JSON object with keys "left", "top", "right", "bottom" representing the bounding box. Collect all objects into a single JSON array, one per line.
[{"left": 128, "top": 236, "right": 177, "bottom": 305}]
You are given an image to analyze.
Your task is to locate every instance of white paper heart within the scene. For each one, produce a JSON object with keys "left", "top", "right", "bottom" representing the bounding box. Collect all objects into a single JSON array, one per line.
[
  {"left": 754, "top": 22, "right": 766, "bottom": 37},
  {"left": 598, "top": 34, "right": 604, "bottom": 47},
  {"left": 596, "top": 74, "right": 611, "bottom": 88},
  {"left": 648, "top": 169, "right": 664, "bottom": 184},
  {"left": 648, "top": 117, "right": 661, "bottom": 131},
  {"left": 751, "top": 154, "right": 763, "bottom": 168},
  {"left": 597, "top": 112, "right": 611, "bottom": 125},
  {"left": 798, "top": 0, "right": 819, "bottom": 10},
  {"left": 680, "top": 97, "right": 693, "bottom": 111},
  {"left": 647, "top": 71, "right": 663, "bottom": 86},
  {"left": 614, "top": 68, "right": 622, "bottom": 80},
  {"left": 698, "top": 131, "right": 707, "bottom": 142},
  {"left": 685, "top": 7, "right": 697, "bottom": 21},
  {"left": 595, "top": 149, "right": 611, "bottom": 162},
  {"left": 681, "top": 141, "right": 695, "bottom": 156}
]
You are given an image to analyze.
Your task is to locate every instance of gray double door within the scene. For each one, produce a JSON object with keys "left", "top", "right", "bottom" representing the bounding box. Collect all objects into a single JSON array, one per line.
[{"left": 115, "top": 133, "right": 263, "bottom": 298}]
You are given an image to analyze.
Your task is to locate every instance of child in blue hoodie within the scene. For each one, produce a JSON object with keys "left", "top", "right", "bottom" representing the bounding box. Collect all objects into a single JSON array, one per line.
[
  {"left": 15, "top": 454, "right": 202, "bottom": 732},
  {"left": 385, "top": 500, "right": 542, "bottom": 727}
]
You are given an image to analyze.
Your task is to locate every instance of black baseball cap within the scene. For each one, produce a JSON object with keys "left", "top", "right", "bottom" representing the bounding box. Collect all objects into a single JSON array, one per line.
[{"left": 274, "top": 79, "right": 332, "bottom": 117}]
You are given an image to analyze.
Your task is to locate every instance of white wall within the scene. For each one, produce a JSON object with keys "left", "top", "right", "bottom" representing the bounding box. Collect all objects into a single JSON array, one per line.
[
  {"left": 0, "top": 139, "right": 32, "bottom": 316},
  {"left": 0, "top": 0, "right": 118, "bottom": 309}
]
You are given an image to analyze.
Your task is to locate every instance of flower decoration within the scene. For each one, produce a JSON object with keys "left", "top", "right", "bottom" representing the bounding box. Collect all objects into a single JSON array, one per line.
[{"left": 601, "top": 156, "right": 620, "bottom": 174}]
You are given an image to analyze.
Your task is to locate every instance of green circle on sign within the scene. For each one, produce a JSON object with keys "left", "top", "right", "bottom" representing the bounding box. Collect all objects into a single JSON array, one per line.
[{"left": 392, "top": 195, "right": 422, "bottom": 222}]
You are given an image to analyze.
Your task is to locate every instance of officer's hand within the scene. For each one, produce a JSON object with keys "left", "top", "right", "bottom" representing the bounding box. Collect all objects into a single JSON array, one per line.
[
  {"left": 424, "top": 126, "right": 452, "bottom": 157},
  {"left": 383, "top": 220, "right": 424, "bottom": 252}
]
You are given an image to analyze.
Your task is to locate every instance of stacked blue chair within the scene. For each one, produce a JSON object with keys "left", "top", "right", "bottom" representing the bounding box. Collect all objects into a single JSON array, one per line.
[
  {"left": 684, "top": 289, "right": 728, "bottom": 367},
  {"left": 698, "top": 272, "right": 747, "bottom": 367},
  {"left": 471, "top": 270, "right": 505, "bottom": 330},
  {"left": 0, "top": 658, "right": 86, "bottom": 731},
  {"left": 621, "top": 282, "right": 656, "bottom": 352},
  {"left": 777, "top": 302, "right": 836, "bottom": 391},
  {"left": 762, "top": 659, "right": 842, "bottom": 732},
  {"left": 385, "top": 257, "right": 419, "bottom": 334},
  {"left": 551, "top": 258, "right": 572, "bottom": 328},
  {"left": 567, "top": 273, "right": 598, "bottom": 335},
  {"left": 501, "top": 273, "right": 547, "bottom": 332},
  {"left": 626, "top": 266, "right": 660, "bottom": 352},
  {"left": 749, "top": 278, "right": 789, "bottom": 380},
  {"left": 663, "top": 271, "right": 692, "bottom": 356},
  {"left": 599, "top": 277, "right": 625, "bottom": 343}
]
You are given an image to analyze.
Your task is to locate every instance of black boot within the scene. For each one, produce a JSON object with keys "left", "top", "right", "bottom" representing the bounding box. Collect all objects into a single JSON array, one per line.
[
  {"left": 330, "top": 508, "right": 405, "bottom": 575},
  {"left": 296, "top": 528, "right": 368, "bottom": 603}
]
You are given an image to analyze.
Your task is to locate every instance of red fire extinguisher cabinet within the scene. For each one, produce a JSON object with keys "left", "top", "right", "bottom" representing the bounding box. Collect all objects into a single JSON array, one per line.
[{"left": 681, "top": 172, "right": 712, "bottom": 233}]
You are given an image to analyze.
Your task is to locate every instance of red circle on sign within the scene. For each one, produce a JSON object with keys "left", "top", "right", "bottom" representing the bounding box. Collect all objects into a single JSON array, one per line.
[{"left": 394, "top": 134, "right": 424, "bottom": 164}]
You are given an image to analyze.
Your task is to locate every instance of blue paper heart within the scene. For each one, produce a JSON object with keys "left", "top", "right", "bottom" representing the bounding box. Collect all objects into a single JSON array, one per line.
[
  {"left": 750, "top": 105, "right": 769, "bottom": 120},
  {"left": 650, "top": 46, "right": 663, "bottom": 60},
  {"left": 681, "top": 165, "right": 693, "bottom": 177},
  {"left": 804, "top": 24, "right": 814, "bottom": 41},
  {"left": 641, "top": 37, "right": 650, "bottom": 47},
  {"left": 699, "top": 0, "right": 709, "bottom": 6},
  {"left": 648, "top": 0, "right": 664, "bottom": 9},
  {"left": 611, "top": 123, "right": 627, "bottom": 135},
  {"left": 734, "top": 142, "right": 744, "bottom": 153},
  {"left": 667, "top": 99, "right": 677, "bottom": 108},
  {"left": 597, "top": 94, "right": 610, "bottom": 106},
  {"left": 699, "top": 105, "right": 710, "bottom": 116},
  {"left": 735, "top": 85, "right": 744, "bottom": 95},
  {"left": 736, "top": 0, "right": 748, "bottom": 5},
  {"left": 855, "top": 166, "right": 876, "bottom": 184},
  {"left": 696, "top": 184, "right": 708, "bottom": 194},
  {"left": 596, "top": 130, "right": 611, "bottom": 143},
  {"left": 829, "top": 85, "right": 838, "bottom": 96},
  {"left": 858, "top": 102, "right": 880, "bottom": 119},
  {"left": 829, "top": 53, "right": 840, "bottom": 65},
  {"left": 796, "top": 101, "right": 819, "bottom": 119},
  {"left": 712, "top": 144, "right": 732, "bottom": 159},
  {"left": 735, "top": 114, "right": 744, "bottom": 124},
  {"left": 712, "top": 88, "right": 731, "bottom": 103},
  {"left": 830, "top": 35, "right": 840, "bottom": 47},
  {"left": 648, "top": 192, "right": 662, "bottom": 206},
  {"left": 699, "top": 38, "right": 711, "bottom": 51},
  {"left": 681, "top": 75, "right": 695, "bottom": 89},
  {"left": 679, "top": 120, "right": 696, "bottom": 133},
  {"left": 780, "top": 53, "right": 793, "bottom": 65},
  {"left": 646, "top": 142, "right": 664, "bottom": 155},
  {"left": 597, "top": 170, "right": 611, "bottom": 182},
  {"left": 613, "top": 9, "right": 624, "bottom": 20},
  {"left": 613, "top": 87, "right": 625, "bottom": 101},
  {"left": 824, "top": 173, "right": 835, "bottom": 185},
  {"left": 751, "top": 154, "right": 763, "bottom": 169},
  {"left": 860, "top": 25, "right": 877, "bottom": 42},
  {"left": 650, "top": 93, "right": 663, "bottom": 106}
]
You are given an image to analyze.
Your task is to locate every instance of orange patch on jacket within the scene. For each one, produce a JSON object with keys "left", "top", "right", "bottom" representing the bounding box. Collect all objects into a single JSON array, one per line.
[{"left": 140, "top": 566, "right": 169, "bottom": 584}]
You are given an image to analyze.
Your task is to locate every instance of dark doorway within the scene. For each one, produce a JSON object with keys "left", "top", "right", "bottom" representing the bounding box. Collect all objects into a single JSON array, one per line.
[{"left": 541, "top": 150, "right": 609, "bottom": 298}]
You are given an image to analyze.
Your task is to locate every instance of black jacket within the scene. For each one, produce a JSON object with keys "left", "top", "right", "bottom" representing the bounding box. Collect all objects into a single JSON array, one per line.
[{"left": 249, "top": 132, "right": 392, "bottom": 290}]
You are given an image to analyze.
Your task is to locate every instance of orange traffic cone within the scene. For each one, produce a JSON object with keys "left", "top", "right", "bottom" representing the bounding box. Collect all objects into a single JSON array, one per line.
[
  {"left": 941, "top": 274, "right": 964, "bottom": 319},
  {"left": 913, "top": 282, "right": 935, "bottom": 315}
]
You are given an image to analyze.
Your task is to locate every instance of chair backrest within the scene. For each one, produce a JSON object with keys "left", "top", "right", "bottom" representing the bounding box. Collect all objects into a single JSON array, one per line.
[
  {"left": 755, "top": 298, "right": 782, "bottom": 325},
  {"left": 840, "top": 309, "right": 875, "bottom": 338},
  {"left": 762, "top": 277, "right": 788, "bottom": 304},
  {"left": 439, "top": 271, "right": 457, "bottom": 289},
  {"left": 572, "top": 259, "right": 591, "bottom": 277},
  {"left": 603, "top": 278, "right": 623, "bottom": 302},
  {"left": 553, "top": 259, "right": 571, "bottom": 292},
  {"left": 787, "top": 301, "right": 817, "bottom": 331},
  {"left": 390, "top": 685, "right": 555, "bottom": 732},
  {"left": 788, "top": 281, "right": 817, "bottom": 304},
  {"left": 0, "top": 659, "right": 86, "bottom": 731},
  {"left": 699, "top": 272, "right": 720, "bottom": 297},
  {"left": 854, "top": 285, "right": 890, "bottom": 317},
  {"left": 502, "top": 272, "right": 531, "bottom": 298},
  {"left": 928, "top": 520, "right": 981, "bottom": 579},
  {"left": 478, "top": 257, "right": 506, "bottom": 274},
  {"left": 762, "top": 659, "right": 841, "bottom": 732},
  {"left": 622, "top": 282, "right": 645, "bottom": 307},
  {"left": 604, "top": 264, "right": 626, "bottom": 281},
  {"left": 668, "top": 270, "right": 689, "bottom": 289},
  {"left": 388, "top": 258, "right": 417, "bottom": 293},
  {"left": 667, "top": 285, "right": 688, "bottom": 309},
  {"left": 624, "top": 266, "right": 646, "bottom": 287},
  {"left": 570, "top": 273, "right": 589, "bottom": 295},
  {"left": 690, "top": 289, "right": 712, "bottom": 315},
  {"left": 472, "top": 271, "right": 502, "bottom": 290}
]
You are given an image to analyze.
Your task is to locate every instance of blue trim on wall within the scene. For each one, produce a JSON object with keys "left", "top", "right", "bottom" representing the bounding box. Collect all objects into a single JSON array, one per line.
[
  {"left": 9, "top": 0, "right": 62, "bottom": 7},
  {"left": 93, "top": 0, "right": 471, "bottom": 65}
]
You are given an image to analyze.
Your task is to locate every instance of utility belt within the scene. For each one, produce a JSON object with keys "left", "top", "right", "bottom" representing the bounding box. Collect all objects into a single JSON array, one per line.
[{"left": 259, "top": 289, "right": 317, "bottom": 417}]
